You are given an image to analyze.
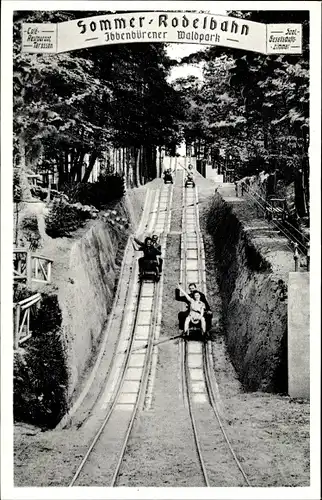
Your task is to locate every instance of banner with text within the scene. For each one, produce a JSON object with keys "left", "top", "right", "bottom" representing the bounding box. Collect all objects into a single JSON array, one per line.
[{"left": 22, "top": 12, "right": 302, "bottom": 55}]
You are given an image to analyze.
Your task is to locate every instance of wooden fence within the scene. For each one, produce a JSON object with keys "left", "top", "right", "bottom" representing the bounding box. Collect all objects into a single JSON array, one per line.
[
  {"left": 13, "top": 293, "right": 42, "bottom": 348},
  {"left": 13, "top": 248, "right": 53, "bottom": 286}
]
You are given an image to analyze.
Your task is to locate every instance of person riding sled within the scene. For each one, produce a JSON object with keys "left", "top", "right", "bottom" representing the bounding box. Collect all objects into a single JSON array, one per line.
[
  {"left": 176, "top": 284, "right": 206, "bottom": 336},
  {"left": 175, "top": 282, "right": 212, "bottom": 331},
  {"left": 163, "top": 167, "right": 174, "bottom": 183},
  {"left": 132, "top": 236, "right": 161, "bottom": 276},
  {"left": 151, "top": 234, "right": 163, "bottom": 274}
]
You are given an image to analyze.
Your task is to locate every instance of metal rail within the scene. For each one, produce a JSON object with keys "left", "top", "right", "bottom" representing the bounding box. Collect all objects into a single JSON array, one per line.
[
  {"left": 58, "top": 189, "right": 153, "bottom": 430},
  {"left": 110, "top": 279, "right": 161, "bottom": 486},
  {"left": 183, "top": 339, "right": 210, "bottom": 486},
  {"left": 180, "top": 178, "right": 251, "bottom": 487},
  {"left": 69, "top": 282, "right": 145, "bottom": 487},
  {"left": 243, "top": 187, "right": 308, "bottom": 255},
  {"left": 202, "top": 344, "right": 251, "bottom": 486},
  {"left": 180, "top": 178, "right": 210, "bottom": 486},
  {"left": 110, "top": 183, "right": 170, "bottom": 484}
]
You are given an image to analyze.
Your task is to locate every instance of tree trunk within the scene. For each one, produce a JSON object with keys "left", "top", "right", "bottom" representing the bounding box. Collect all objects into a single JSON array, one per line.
[
  {"left": 82, "top": 152, "right": 98, "bottom": 183},
  {"left": 294, "top": 168, "right": 306, "bottom": 217},
  {"left": 64, "top": 150, "right": 69, "bottom": 181},
  {"left": 134, "top": 147, "right": 140, "bottom": 187},
  {"left": 142, "top": 146, "right": 147, "bottom": 184},
  {"left": 69, "top": 149, "right": 85, "bottom": 182},
  {"left": 146, "top": 146, "right": 152, "bottom": 180},
  {"left": 17, "top": 136, "right": 32, "bottom": 200},
  {"left": 57, "top": 151, "right": 68, "bottom": 190},
  {"left": 151, "top": 146, "right": 157, "bottom": 179},
  {"left": 125, "top": 147, "right": 130, "bottom": 188},
  {"left": 46, "top": 174, "right": 51, "bottom": 203}
]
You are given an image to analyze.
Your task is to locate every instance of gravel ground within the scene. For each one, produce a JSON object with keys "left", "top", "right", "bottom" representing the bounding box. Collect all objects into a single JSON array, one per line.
[
  {"left": 14, "top": 172, "right": 310, "bottom": 489},
  {"left": 170, "top": 170, "right": 183, "bottom": 233}
]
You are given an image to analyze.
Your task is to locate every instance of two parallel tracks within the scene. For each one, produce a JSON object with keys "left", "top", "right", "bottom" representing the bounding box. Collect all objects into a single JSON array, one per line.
[{"left": 69, "top": 167, "right": 250, "bottom": 487}]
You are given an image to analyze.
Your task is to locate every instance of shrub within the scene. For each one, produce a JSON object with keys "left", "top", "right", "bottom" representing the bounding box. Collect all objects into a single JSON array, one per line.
[
  {"left": 32, "top": 293, "right": 62, "bottom": 336},
  {"left": 20, "top": 214, "right": 41, "bottom": 249},
  {"left": 30, "top": 185, "right": 48, "bottom": 201},
  {"left": 45, "top": 198, "right": 90, "bottom": 238},
  {"left": 62, "top": 173, "right": 125, "bottom": 210},
  {"left": 13, "top": 284, "right": 34, "bottom": 303},
  {"left": 90, "top": 173, "right": 125, "bottom": 208},
  {"left": 13, "top": 285, "right": 41, "bottom": 333},
  {"left": 13, "top": 292, "right": 68, "bottom": 429},
  {"left": 13, "top": 169, "right": 22, "bottom": 203},
  {"left": 21, "top": 214, "right": 38, "bottom": 232}
]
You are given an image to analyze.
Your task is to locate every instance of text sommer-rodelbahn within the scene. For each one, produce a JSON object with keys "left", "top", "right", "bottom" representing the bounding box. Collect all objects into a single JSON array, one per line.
[{"left": 77, "top": 14, "right": 250, "bottom": 37}]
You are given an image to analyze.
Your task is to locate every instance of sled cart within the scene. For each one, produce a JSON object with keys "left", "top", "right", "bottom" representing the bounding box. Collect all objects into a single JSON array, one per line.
[
  {"left": 185, "top": 173, "right": 195, "bottom": 188},
  {"left": 163, "top": 170, "right": 174, "bottom": 184},
  {"left": 139, "top": 259, "right": 160, "bottom": 282},
  {"left": 184, "top": 318, "right": 206, "bottom": 341}
]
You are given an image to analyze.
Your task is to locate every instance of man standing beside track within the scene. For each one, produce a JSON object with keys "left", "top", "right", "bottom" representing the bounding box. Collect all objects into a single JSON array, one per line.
[{"left": 175, "top": 283, "right": 212, "bottom": 331}]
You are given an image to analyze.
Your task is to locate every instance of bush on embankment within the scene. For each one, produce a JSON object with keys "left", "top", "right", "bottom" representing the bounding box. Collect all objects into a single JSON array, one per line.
[
  {"left": 45, "top": 198, "right": 98, "bottom": 238},
  {"left": 62, "top": 173, "right": 125, "bottom": 210},
  {"left": 45, "top": 174, "right": 125, "bottom": 238},
  {"left": 206, "top": 193, "right": 288, "bottom": 393},
  {"left": 14, "top": 292, "right": 68, "bottom": 429}
]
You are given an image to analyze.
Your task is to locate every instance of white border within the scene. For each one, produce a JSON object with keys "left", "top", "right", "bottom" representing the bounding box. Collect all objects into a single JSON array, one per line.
[{"left": 1, "top": 2, "right": 321, "bottom": 500}]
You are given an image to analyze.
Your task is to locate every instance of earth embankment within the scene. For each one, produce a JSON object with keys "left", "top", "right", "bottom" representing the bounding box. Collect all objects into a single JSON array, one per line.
[
  {"left": 206, "top": 191, "right": 288, "bottom": 393},
  {"left": 14, "top": 187, "right": 147, "bottom": 428},
  {"left": 58, "top": 189, "right": 147, "bottom": 401}
]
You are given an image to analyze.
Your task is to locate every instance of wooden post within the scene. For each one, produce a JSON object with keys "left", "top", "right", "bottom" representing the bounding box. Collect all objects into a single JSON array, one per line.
[
  {"left": 294, "top": 243, "right": 299, "bottom": 272},
  {"left": 26, "top": 308, "right": 30, "bottom": 338},
  {"left": 47, "top": 261, "right": 52, "bottom": 282},
  {"left": 306, "top": 243, "right": 310, "bottom": 272},
  {"left": 14, "top": 305, "right": 20, "bottom": 349},
  {"left": 35, "top": 257, "right": 38, "bottom": 280},
  {"left": 26, "top": 250, "right": 32, "bottom": 286}
]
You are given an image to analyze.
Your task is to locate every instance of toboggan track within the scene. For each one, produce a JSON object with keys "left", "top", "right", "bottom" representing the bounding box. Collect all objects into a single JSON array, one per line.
[
  {"left": 68, "top": 182, "right": 173, "bottom": 487},
  {"left": 180, "top": 162, "right": 251, "bottom": 487},
  {"left": 68, "top": 162, "right": 250, "bottom": 487}
]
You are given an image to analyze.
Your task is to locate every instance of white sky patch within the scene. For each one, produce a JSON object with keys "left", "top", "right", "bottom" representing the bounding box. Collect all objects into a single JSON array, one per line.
[
  {"left": 166, "top": 42, "right": 207, "bottom": 61},
  {"left": 167, "top": 61, "right": 205, "bottom": 82},
  {"left": 166, "top": 43, "right": 207, "bottom": 82},
  {"left": 165, "top": 5, "right": 227, "bottom": 82}
]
